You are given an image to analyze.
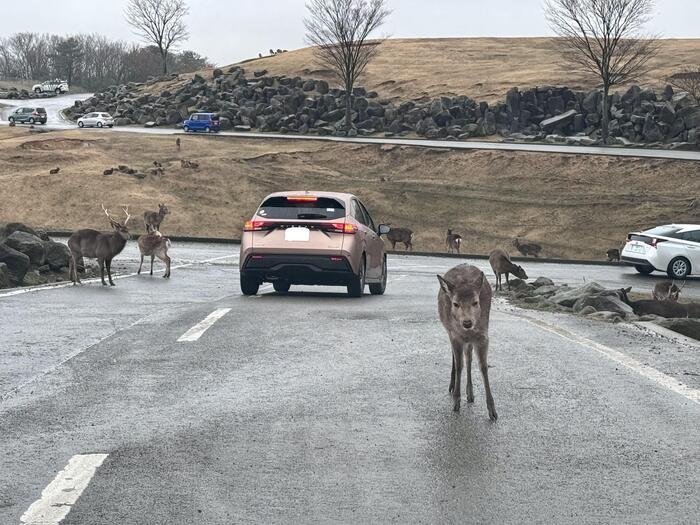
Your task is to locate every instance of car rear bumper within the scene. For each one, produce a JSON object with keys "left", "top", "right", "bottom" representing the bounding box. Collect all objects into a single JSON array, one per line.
[
  {"left": 621, "top": 255, "right": 658, "bottom": 270},
  {"left": 241, "top": 254, "right": 355, "bottom": 286}
]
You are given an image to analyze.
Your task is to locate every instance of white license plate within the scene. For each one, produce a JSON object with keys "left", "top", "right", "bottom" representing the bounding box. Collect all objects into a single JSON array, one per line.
[
  {"left": 629, "top": 244, "right": 645, "bottom": 254},
  {"left": 284, "top": 227, "right": 310, "bottom": 242}
]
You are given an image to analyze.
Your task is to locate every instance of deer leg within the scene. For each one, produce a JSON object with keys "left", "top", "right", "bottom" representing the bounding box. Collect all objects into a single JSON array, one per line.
[
  {"left": 150, "top": 255, "right": 155, "bottom": 276},
  {"left": 476, "top": 341, "right": 497, "bottom": 421},
  {"left": 466, "top": 344, "right": 474, "bottom": 403},
  {"left": 106, "top": 259, "right": 115, "bottom": 286},
  {"left": 449, "top": 352, "right": 456, "bottom": 393},
  {"left": 450, "top": 338, "right": 464, "bottom": 412},
  {"left": 99, "top": 258, "right": 107, "bottom": 285},
  {"left": 138, "top": 254, "right": 144, "bottom": 275},
  {"left": 163, "top": 254, "right": 171, "bottom": 278},
  {"left": 506, "top": 273, "right": 511, "bottom": 291},
  {"left": 391, "top": 241, "right": 396, "bottom": 250}
]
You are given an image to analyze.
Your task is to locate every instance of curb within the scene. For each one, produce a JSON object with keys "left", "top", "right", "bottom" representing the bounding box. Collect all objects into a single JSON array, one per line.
[
  {"left": 46, "top": 231, "right": 622, "bottom": 266},
  {"left": 634, "top": 321, "right": 700, "bottom": 347}
]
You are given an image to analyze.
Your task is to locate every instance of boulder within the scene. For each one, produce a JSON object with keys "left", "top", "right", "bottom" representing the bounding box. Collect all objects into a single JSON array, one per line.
[
  {"left": 0, "top": 222, "right": 43, "bottom": 242},
  {"left": 0, "top": 243, "right": 30, "bottom": 283},
  {"left": 550, "top": 282, "right": 605, "bottom": 308},
  {"left": 212, "top": 68, "right": 223, "bottom": 78},
  {"left": 540, "top": 109, "right": 577, "bottom": 132},
  {"left": 532, "top": 276, "right": 555, "bottom": 288},
  {"left": 44, "top": 241, "right": 70, "bottom": 270},
  {"left": 0, "top": 262, "right": 10, "bottom": 289},
  {"left": 642, "top": 116, "right": 664, "bottom": 142},
  {"left": 4, "top": 231, "right": 46, "bottom": 266},
  {"left": 656, "top": 318, "right": 700, "bottom": 341},
  {"left": 573, "top": 295, "right": 634, "bottom": 318}
]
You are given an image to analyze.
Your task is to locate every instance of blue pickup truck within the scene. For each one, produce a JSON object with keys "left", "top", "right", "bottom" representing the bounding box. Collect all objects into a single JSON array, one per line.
[{"left": 182, "top": 113, "right": 220, "bottom": 133}]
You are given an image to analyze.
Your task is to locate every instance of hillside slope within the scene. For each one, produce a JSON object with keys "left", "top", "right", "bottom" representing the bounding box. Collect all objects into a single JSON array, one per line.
[
  {"left": 240, "top": 38, "right": 700, "bottom": 102},
  {"left": 1, "top": 128, "right": 697, "bottom": 260}
]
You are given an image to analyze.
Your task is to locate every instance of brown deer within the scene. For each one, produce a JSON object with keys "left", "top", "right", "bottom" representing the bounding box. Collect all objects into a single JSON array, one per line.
[
  {"left": 386, "top": 227, "right": 413, "bottom": 251},
  {"left": 438, "top": 265, "right": 497, "bottom": 421},
  {"left": 606, "top": 248, "right": 621, "bottom": 262},
  {"left": 446, "top": 229, "right": 463, "bottom": 254},
  {"left": 143, "top": 204, "right": 169, "bottom": 233},
  {"left": 618, "top": 287, "right": 689, "bottom": 318},
  {"left": 176, "top": 137, "right": 181, "bottom": 150},
  {"left": 489, "top": 248, "right": 528, "bottom": 291},
  {"left": 68, "top": 205, "right": 132, "bottom": 286},
  {"left": 652, "top": 281, "right": 683, "bottom": 302},
  {"left": 138, "top": 231, "right": 172, "bottom": 278},
  {"left": 513, "top": 237, "right": 542, "bottom": 257},
  {"left": 49, "top": 167, "right": 60, "bottom": 175}
]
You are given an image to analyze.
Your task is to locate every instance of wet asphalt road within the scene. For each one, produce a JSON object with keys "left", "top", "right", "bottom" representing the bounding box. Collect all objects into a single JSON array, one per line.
[{"left": 1, "top": 243, "right": 699, "bottom": 524}]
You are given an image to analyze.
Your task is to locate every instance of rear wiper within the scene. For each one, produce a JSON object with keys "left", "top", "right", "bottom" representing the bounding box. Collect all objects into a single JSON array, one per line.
[{"left": 297, "top": 213, "right": 327, "bottom": 219}]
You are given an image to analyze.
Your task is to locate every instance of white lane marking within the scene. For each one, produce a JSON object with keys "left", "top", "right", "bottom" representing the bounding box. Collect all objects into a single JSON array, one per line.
[
  {"left": 525, "top": 317, "right": 700, "bottom": 405},
  {"left": 20, "top": 454, "right": 108, "bottom": 525},
  {"left": 0, "top": 254, "right": 237, "bottom": 299},
  {"left": 177, "top": 308, "right": 232, "bottom": 342}
]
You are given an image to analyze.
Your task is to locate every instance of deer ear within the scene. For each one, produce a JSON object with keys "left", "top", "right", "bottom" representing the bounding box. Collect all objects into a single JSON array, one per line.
[
  {"left": 437, "top": 275, "right": 454, "bottom": 296},
  {"left": 624, "top": 287, "right": 632, "bottom": 294}
]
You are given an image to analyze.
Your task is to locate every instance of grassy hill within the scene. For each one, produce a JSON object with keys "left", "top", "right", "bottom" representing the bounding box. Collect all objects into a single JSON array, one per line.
[
  {"left": 1, "top": 127, "right": 697, "bottom": 260},
  {"left": 237, "top": 37, "right": 700, "bottom": 102}
]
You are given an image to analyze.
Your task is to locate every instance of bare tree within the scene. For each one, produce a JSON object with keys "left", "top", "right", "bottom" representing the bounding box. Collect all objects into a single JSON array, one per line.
[
  {"left": 545, "top": 0, "right": 660, "bottom": 142},
  {"left": 305, "top": 0, "right": 390, "bottom": 130},
  {"left": 125, "top": 0, "right": 189, "bottom": 75},
  {"left": 666, "top": 67, "right": 700, "bottom": 104}
]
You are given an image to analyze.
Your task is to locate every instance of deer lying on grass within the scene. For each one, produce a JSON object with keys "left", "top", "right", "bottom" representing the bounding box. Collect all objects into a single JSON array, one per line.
[
  {"left": 446, "top": 229, "right": 462, "bottom": 254},
  {"left": 652, "top": 281, "right": 683, "bottom": 302},
  {"left": 181, "top": 159, "right": 199, "bottom": 169},
  {"left": 513, "top": 237, "right": 542, "bottom": 257},
  {"left": 143, "top": 204, "right": 169, "bottom": 232},
  {"left": 49, "top": 167, "right": 60, "bottom": 175},
  {"left": 618, "top": 287, "right": 690, "bottom": 318},
  {"left": 438, "top": 265, "right": 497, "bottom": 421},
  {"left": 386, "top": 227, "right": 413, "bottom": 251},
  {"left": 138, "top": 231, "right": 171, "bottom": 278},
  {"left": 68, "top": 205, "right": 131, "bottom": 286},
  {"left": 489, "top": 248, "right": 528, "bottom": 291}
]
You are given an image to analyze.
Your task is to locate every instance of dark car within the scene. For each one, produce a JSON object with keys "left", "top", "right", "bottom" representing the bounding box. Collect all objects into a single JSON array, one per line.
[
  {"left": 8, "top": 107, "right": 48, "bottom": 125},
  {"left": 182, "top": 113, "right": 220, "bottom": 133}
]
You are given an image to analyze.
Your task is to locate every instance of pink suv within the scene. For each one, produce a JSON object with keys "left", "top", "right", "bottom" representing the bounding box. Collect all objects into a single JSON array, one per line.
[{"left": 239, "top": 191, "right": 390, "bottom": 297}]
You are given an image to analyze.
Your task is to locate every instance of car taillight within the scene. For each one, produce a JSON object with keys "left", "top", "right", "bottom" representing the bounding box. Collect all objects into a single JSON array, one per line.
[
  {"left": 326, "top": 223, "right": 357, "bottom": 234},
  {"left": 32, "top": 112, "right": 39, "bottom": 116},
  {"left": 651, "top": 238, "right": 665, "bottom": 248},
  {"left": 243, "top": 221, "right": 274, "bottom": 231}
]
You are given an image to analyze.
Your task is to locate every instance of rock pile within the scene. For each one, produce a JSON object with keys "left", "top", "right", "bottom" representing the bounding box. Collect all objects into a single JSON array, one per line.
[
  {"left": 0, "top": 223, "right": 71, "bottom": 289},
  {"left": 0, "top": 87, "right": 57, "bottom": 100},
  {"left": 62, "top": 67, "right": 700, "bottom": 147}
]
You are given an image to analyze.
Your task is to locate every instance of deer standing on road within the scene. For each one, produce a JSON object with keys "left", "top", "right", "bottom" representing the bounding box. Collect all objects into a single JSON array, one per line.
[
  {"left": 68, "top": 205, "right": 131, "bottom": 286},
  {"left": 652, "top": 281, "right": 683, "bottom": 302},
  {"left": 488, "top": 248, "right": 528, "bottom": 291},
  {"left": 437, "top": 265, "right": 497, "bottom": 421},
  {"left": 386, "top": 227, "right": 413, "bottom": 251},
  {"left": 446, "top": 229, "right": 462, "bottom": 254},
  {"left": 138, "top": 231, "right": 172, "bottom": 278},
  {"left": 513, "top": 237, "right": 542, "bottom": 257},
  {"left": 143, "top": 204, "right": 169, "bottom": 233}
]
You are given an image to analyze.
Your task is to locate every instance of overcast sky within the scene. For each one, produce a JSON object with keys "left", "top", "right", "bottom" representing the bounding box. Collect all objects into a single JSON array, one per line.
[{"left": 1, "top": 0, "right": 697, "bottom": 65}]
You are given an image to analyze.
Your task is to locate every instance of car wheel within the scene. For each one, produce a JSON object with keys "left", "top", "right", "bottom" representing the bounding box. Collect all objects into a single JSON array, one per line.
[
  {"left": 240, "top": 274, "right": 260, "bottom": 296},
  {"left": 369, "top": 256, "right": 387, "bottom": 295},
  {"left": 183, "top": 126, "right": 190, "bottom": 132},
  {"left": 28, "top": 118, "right": 35, "bottom": 124},
  {"left": 78, "top": 121, "right": 84, "bottom": 128},
  {"left": 34, "top": 88, "right": 41, "bottom": 93},
  {"left": 634, "top": 265, "right": 654, "bottom": 275},
  {"left": 97, "top": 122, "right": 103, "bottom": 128},
  {"left": 205, "top": 127, "right": 211, "bottom": 133},
  {"left": 8, "top": 117, "right": 14, "bottom": 123},
  {"left": 347, "top": 257, "right": 366, "bottom": 298},
  {"left": 55, "top": 88, "right": 61, "bottom": 94},
  {"left": 273, "top": 281, "right": 291, "bottom": 294},
  {"left": 667, "top": 257, "right": 691, "bottom": 280}
]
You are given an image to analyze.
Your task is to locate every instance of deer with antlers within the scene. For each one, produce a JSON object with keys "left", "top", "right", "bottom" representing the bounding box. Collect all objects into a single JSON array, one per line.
[{"left": 68, "top": 205, "right": 132, "bottom": 286}]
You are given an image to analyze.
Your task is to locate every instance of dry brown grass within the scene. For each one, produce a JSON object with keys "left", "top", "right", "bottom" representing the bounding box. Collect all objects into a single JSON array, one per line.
[
  {"left": 1, "top": 127, "right": 697, "bottom": 260},
  {"left": 228, "top": 38, "right": 700, "bottom": 102}
]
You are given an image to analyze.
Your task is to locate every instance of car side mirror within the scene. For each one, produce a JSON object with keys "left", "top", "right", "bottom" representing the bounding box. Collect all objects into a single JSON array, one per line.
[{"left": 378, "top": 224, "right": 391, "bottom": 236}]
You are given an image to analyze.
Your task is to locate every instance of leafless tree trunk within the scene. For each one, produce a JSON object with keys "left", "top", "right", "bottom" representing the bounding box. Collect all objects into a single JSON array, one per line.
[
  {"left": 544, "top": 0, "right": 660, "bottom": 143},
  {"left": 125, "top": 0, "right": 189, "bottom": 75},
  {"left": 305, "top": 0, "right": 390, "bottom": 131},
  {"left": 666, "top": 67, "right": 700, "bottom": 104}
]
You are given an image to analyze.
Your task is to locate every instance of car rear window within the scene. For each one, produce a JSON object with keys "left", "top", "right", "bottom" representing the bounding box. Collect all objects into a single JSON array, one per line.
[
  {"left": 36, "top": 108, "right": 46, "bottom": 113},
  {"left": 258, "top": 196, "right": 346, "bottom": 220},
  {"left": 643, "top": 226, "right": 681, "bottom": 237}
]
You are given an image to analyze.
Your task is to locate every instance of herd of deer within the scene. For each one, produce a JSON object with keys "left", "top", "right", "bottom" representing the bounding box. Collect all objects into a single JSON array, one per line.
[{"left": 67, "top": 203, "right": 171, "bottom": 286}]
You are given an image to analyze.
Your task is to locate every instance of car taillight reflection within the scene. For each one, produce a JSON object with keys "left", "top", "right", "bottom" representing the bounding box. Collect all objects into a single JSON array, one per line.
[{"left": 243, "top": 221, "right": 274, "bottom": 231}]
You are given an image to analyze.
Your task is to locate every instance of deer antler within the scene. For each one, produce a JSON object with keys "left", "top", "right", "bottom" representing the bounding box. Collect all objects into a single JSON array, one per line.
[
  {"left": 122, "top": 206, "right": 132, "bottom": 225},
  {"left": 102, "top": 204, "right": 117, "bottom": 223}
]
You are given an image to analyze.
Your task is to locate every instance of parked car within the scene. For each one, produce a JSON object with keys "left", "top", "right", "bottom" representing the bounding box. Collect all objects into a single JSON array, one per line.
[
  {"left": 77, "top": 112, "right": 114, "bottom": 128},
  {"left": 32, "top": 79, "right": 69, "bottom": 94},
  {"left": 182, "top": 113, "right": 220, "bottom": 133},
  {"left": 7, "top": 106, "right": 47, "bottom": 124},
  {"left": 621, "top": 224, "right": 700, "bottom": 279},
  {"left": 239, "top": 191, "right": 391, "bottom": 297}
]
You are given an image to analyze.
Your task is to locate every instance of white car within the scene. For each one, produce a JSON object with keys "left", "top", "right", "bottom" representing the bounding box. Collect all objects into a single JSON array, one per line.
[
  {"left": 32, "top": 79, "right": 69, "bottom": 94},
  {"left": 77, "top": 112, "right": 114, "bottom": 128},
  {"left": 621, "top": 224, "right": 700, "bottom": 279}
]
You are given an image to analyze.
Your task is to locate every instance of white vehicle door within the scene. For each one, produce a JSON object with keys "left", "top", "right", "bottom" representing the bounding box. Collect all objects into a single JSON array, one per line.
[
  {"left": 86, "top": 113, "right": 97, "bottom": 126},
  {"left": 685, "top": 231, "right": 700, "bottom": 274}
]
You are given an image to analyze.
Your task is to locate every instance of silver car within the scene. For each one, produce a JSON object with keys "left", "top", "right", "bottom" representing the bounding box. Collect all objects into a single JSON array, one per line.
[{"left": 77, "top": 112, "right": 114, "bottom": 128}]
